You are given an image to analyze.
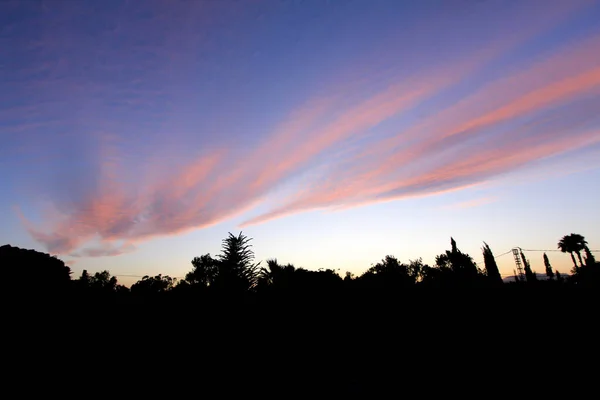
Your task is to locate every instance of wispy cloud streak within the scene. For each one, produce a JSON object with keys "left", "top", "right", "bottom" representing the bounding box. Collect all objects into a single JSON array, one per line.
[
  {"left": 241, "top": 34, "right": 600, "bottom": 226},
  {"left": 14, "top": 1, "right": 600, "bottom": 255}
]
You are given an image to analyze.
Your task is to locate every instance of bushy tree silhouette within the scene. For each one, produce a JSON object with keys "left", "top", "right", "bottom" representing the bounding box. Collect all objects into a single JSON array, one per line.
[
  {"left": 78, "top": 269, "right": 91, "bottom": 287},
  {"left": 292, "top": 267, "right": 342, "bottom": 293},
  {"left": 422, "top": 238, "right": 482, "bottom": 286},
  {"left": 359, "top": 255, "right": 416, "bottom": 290},
  {"left": 79, "top": 270, "right": 128, "bottom": 294},
  {"left": 408, "top": 258, "right": 425, "bottom": 283},
  {"left": 0, "top": 244, "right": 71, "bottom": 295},
  {"left": 257, "top": 258, "right": 296, "bottom": 292},
  {"left": 186, "top": 253, "right": 218, "bottom": 287},
  {"left": 131, "top": 274, "right": 176, "bottom": 296}
]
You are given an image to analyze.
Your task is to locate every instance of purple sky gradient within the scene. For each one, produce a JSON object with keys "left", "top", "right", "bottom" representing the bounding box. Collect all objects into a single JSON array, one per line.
[{"left": 2, "top": 0, "right": 600, "bottom": 285}]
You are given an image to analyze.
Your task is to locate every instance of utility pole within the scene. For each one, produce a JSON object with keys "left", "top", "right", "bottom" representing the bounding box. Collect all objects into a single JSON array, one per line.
[{"left": 512, "top": 248, "right": 525, "bottom": 281}]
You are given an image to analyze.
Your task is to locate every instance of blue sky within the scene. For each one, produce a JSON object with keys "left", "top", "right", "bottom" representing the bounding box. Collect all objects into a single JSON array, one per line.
[{"left": 1, "top": 0, "right": 600, "bottom": 286}]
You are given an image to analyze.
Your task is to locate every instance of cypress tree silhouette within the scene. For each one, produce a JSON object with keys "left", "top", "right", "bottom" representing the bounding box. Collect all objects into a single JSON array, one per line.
[
  {"left": 543, "top": 253, "right": 554, "bottom": 280},
  {"left": 520, "top": 250, "right": 537, "bottom": 282},
  {"left": 482, "top": 242, "right": 502, "bottom": 285},
  {"left": 584, "top": 246, "right": 596, "bottom": 267}
]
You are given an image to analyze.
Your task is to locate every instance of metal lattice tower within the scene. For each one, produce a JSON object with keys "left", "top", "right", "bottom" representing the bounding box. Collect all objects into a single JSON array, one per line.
[{"left": 512, "top": 248, "right": 525, "bottom": 280}]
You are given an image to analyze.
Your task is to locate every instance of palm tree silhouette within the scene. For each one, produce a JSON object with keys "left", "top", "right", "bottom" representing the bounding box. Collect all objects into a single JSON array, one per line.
[
  {"left": 257, "top": 258, "right": 296, "bottom": 290},
  {"left": 557, "top": 233, "right": 588, "bottom": 271}
]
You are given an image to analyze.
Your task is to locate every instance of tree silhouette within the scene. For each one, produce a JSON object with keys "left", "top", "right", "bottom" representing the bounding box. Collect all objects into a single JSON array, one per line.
[
  {"left": 408, "top": 258, "right": 425, "bottom": 283},
  {"left": 583, "top": 246, "right": 596, "bottom": 267},
  {"left": 90, "top": 270, "right": 115, "bottom": 290},
  {"left": 4, "top": 229, "right": 597, "bottom": 320},
  {"left": 292, "top": 267, "right": 343, "bottom": 293},
  {"left": 555, "top": 270, "right": 563, "bottom": 283},
  {"left": 359, "top": 255, "right": 415, "bottom": 290},
  {"left": 78, "top": 269, "right": 91, "bottom": 287},
  {"left": 442, "top": 238, "right": 480, "bottom": 278},
  {"left": 568, "top": 240, "right": 599, "bottom": 286},
  {"left": 520, "top": 250, "right": 537, "bottom": 282},
  {"left": 482, "top": 242, "right": 502, "bottom": 284},
  {"left": 131, "top": 274, "right": 176, "bottom": 296},
  {"left": 215, "top": 231, "right": 261, "bottom": 292},
  {"left": 86, "top": 270, "right": 128, "bottom": 293},
  {"left": 543, "top": 253, "right": 554, "bottom": 280},
  {"left": 422, "top": 238, "right": 481, "bottom": 286},
  {"left": 558, "top": 233, "right": 588, "bottom": 271},
  {"left": 186, "top": 253, "right": 218, "bottom": 287},
  {"left": 0, "top": 244, "right": 71, "bottom": 294},
  {"left": 257, "top": 258, "right": 296, "bottom": 291}
]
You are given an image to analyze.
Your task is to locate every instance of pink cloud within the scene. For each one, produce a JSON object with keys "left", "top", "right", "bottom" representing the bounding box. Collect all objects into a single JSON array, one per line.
[
  {"left": 442, "top": 65, "right": 600, "bottom": 141},
  {"left": 72, "top": 242, "right": 136, "bottom": 258},
  {"left": 240, "top": 52, "right": 600, "bottom": 226},
  {"left": 19, "top": 9, "right": 600, "bottom": 256},
  {"left": 19, "top": 69, "right": 450, "bottom": 255},
  {"left": 242, "top": 124, "right": 600, "bottom": 227},
  {"left": 358, "top": 34, "right": 600, "bottom": 177}
]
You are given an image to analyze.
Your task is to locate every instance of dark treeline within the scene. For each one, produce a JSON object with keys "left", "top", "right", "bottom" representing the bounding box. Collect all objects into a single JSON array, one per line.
[
  {"left": 2, "top": 232, "right": 598, "bottom": 391},
  {"left": 3, "top": 231, "right": 598, "bottom": 305}
]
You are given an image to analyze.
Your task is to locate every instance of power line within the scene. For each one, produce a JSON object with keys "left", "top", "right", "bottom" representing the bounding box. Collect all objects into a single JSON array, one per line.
[
  {"left": 474, "top": 249, "right": 513, "bottom": 265},
  {"left": 495, "top": 250, "right": 513, "bottom": 258},
  {"left": 520, "top": 248, "right": 600, "bottom": 253},
  {"left": 520, "top": 249, "right": 561, "bottom": 252}
]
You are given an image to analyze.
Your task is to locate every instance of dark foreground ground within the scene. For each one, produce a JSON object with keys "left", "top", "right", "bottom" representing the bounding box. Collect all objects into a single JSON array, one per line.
[{"left": 3, "top": 286, "right": 597, "bottom": 395}]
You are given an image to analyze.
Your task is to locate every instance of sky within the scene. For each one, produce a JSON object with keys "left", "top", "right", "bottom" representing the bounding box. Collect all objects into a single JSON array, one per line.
[{"left": 2, "top": 0, "right": 600, "bottom": 286}]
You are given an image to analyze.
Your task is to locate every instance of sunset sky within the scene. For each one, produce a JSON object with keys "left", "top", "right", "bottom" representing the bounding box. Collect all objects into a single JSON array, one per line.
[{"left": 2, "top": 0, "right": 600, "bottom": 286}]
